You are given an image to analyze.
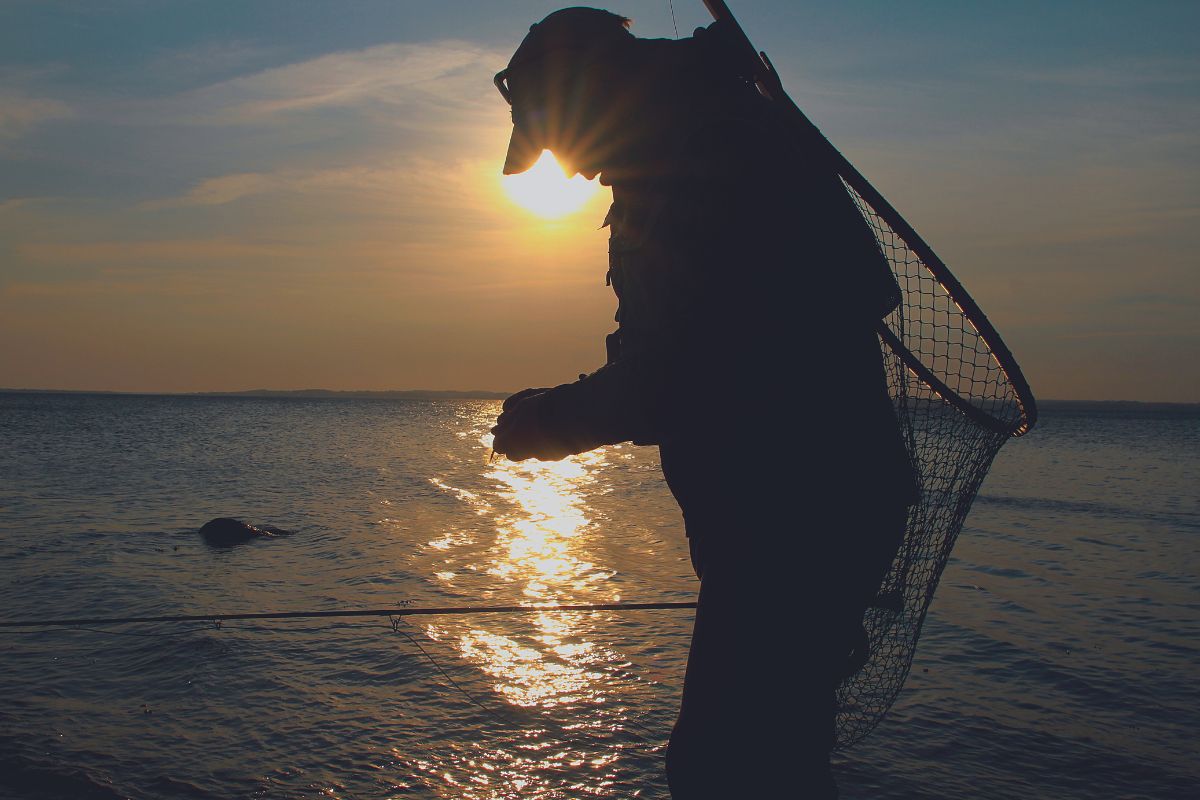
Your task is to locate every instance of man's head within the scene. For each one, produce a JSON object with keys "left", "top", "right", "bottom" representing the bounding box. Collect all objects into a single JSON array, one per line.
[{"left": 496, "top": 8, "right": 635, "bottom": 177}]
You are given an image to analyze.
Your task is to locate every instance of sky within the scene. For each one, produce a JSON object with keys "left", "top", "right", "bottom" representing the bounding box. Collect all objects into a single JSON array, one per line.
[{"left": 1, "top": 0, "right": 1197, "bottom": 402}]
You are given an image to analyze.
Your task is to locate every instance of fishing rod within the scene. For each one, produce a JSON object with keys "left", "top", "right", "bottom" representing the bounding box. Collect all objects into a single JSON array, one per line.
[{"left": 0, "top": 601, "right": 698, "bottom": 630}]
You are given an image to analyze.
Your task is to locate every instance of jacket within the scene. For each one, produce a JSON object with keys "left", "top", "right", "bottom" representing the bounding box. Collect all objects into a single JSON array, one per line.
[{"left": 535, "top": 36, "right": 918, "bottom": 532}]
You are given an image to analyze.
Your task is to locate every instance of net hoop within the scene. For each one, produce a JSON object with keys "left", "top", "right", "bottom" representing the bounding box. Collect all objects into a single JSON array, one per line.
[{"left": 855, "top": 174, "right": 1037, "bottom": 438}]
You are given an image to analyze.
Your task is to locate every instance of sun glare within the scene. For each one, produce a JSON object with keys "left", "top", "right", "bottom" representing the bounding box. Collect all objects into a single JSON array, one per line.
[{"left": 502, "top": 149, "right": 600, "bottom": 218}]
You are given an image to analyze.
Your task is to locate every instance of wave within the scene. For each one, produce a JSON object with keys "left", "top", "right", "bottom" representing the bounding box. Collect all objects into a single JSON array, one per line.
[{"left": 975, "top": 492, "right": 1200, "bottom": 531}]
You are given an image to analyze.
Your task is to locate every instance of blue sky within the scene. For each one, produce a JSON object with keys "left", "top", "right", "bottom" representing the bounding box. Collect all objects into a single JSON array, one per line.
[{"left": 1, "top": 1, "right": 1197, "bottom": 400}]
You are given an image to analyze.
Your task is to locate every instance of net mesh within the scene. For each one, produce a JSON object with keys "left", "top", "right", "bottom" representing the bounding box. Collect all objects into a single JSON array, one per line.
[{"left": 833, "top": 179, "right": 1032, "bottom": 748}]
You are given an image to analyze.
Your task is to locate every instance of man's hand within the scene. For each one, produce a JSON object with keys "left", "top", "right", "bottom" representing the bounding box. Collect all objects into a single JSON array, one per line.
[
  {"left": 491, "top": 390, "right": 574, "bottom": 462},
  {"left": 501, "top": 386, "right": 550, "bottom": 413}
]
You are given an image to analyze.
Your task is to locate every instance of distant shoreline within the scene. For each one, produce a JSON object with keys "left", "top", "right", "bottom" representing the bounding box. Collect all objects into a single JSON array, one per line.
[
  {"left": 0, "top": 387, "right": 510, "bottom": 400},
  {"left": 1033, "top": 398, "right": 1200, "bottom": 413},
  {"left": 1, "top": 388, "right": 1195, "bottom": 409}
]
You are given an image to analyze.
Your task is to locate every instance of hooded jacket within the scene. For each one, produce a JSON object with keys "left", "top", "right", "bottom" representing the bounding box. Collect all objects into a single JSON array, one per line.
[{"left": 531, "top": 31, "right": 918, "bottom": 534}]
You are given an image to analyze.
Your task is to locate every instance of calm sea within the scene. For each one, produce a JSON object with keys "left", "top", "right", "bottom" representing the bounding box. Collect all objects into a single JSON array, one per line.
[{"left": 0, "top": 392, "right": 1196, "bottom": 799}]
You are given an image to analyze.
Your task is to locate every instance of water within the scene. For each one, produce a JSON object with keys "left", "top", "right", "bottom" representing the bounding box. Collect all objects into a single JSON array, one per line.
[{"left": 0, "top": 393, "right": 1196, "bottom": 799}]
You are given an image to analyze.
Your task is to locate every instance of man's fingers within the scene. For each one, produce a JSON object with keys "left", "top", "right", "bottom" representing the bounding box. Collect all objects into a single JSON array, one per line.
[
  {"left": 492, "top": 391, "right": 571, "bottom": 462},
  {"left": 501, "top": 391, "right": 527, "bottom": 412},
  {"left": 492, "top": 430, "right": 568, "bottom": 462},
  {"left": 493, "top": 438, "right": 532, "bottom": 461},
  {"left": 502, "top": 387, "right": 549, "bottom": 412}
]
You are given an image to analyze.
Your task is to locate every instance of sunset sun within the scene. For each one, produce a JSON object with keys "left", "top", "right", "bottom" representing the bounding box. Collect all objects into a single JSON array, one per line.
[{"left": 502, "top": 149, "right": 600, "bottom": 218}]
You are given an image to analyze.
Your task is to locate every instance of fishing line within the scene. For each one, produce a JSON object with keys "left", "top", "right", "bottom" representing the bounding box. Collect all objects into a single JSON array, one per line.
[
  {"left": 388, "top": 616, "right": 523, "bottom": 728},
  {"left": 0, "top": 600, "right": 697, "bottom": 630}
]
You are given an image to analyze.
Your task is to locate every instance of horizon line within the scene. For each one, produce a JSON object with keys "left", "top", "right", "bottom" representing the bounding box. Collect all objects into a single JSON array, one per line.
[
  {"left": 0, "top": 387, "right": 510, "bottom": 399},
  {"left": 1, "top": 387, "right": 1197, "bottom": 407}
]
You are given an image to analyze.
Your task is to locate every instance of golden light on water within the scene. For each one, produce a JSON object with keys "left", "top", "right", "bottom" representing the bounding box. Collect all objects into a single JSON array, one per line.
[
  {"left": 501, "top": 150, "right": 600, "bottom": 218},
  {"left": 410, "top": 414, "right": 667, "bottom": 798},
  {"left": 443, "top": 437, "right": 612, "bottom": 709}
]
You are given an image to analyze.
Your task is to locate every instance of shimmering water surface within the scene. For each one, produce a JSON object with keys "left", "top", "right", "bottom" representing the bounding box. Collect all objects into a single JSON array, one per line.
[{"left": 1, "top": 393, "right": 1197, "bottom": 799}]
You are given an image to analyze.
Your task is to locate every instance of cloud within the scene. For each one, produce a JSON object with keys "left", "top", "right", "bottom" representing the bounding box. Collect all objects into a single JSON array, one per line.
[
  {"left": 144, "top": 172, "right": 276, "bottom": 208},
  {"left": 178, "top": 40, "right": 504, "bottom": 125},
  {"left": 0, "top": 198, "right": 32, "bottom": 213},
  {"left": 80, "top": 37, "right": 513, "bottom": 211},
  {"left": 18, "top": 237, "right": 310, "bottom": 268},
  {"left": 142, "top": 39, "right": 283, "bottom": 87},
  {"left": 138, "top": 151, "right": 519, "bottom": 240},
  {"left": 0, "top": 91, "right": 71, "bottom": 139}
]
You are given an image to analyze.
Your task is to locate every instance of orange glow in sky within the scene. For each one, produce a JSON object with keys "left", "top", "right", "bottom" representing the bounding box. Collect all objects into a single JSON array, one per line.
[{"left": 2, "top": 3, "right": 1195, "bottom": 401}]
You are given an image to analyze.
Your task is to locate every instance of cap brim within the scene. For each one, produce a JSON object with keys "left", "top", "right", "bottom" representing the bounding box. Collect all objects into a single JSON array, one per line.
[{"left": 502, "top": 124, "right": 541, "bottom": 175}]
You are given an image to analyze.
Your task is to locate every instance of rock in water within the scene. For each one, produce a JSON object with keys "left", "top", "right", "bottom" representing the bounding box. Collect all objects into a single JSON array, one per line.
[{"left": 199, "top": 517, "right": 292, "bottom": 547}]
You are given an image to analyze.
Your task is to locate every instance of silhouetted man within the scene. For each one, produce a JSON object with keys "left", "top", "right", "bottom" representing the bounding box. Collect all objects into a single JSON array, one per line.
[{"left": 491, "top": 8, "right": 917, "bottom": 798}]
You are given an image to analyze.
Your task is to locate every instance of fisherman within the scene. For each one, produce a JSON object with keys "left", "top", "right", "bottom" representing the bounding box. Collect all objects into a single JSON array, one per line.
[{"left": 490, "top": 8, "right": 917, "bottom": 797}]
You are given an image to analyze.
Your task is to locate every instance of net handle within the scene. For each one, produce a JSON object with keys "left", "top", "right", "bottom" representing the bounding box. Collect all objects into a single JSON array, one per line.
[{"left": 702, "top": 0, "right": 1036, "bottom": 436}]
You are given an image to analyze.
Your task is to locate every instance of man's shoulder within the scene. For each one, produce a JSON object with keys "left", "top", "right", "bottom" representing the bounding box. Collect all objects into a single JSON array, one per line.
[{"left": 680, "top": 95, "right": 822, "bottom": 192}]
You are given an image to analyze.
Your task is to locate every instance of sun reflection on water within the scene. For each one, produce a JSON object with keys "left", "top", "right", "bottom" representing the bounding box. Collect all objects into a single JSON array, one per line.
[
  {"left": 409, "top": 412, "right": 664, "bottom": 798},
  {"left": 441, "top": 432, "right": 615, "bottom": 710}
]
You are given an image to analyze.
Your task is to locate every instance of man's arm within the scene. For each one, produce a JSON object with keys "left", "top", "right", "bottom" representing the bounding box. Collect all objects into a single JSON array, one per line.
[
  {"left": 494, "top": 106, "right": 892, "bottom": 461},
  {"left": 492, "top": 350, "right": 685, "bottom": 460}
]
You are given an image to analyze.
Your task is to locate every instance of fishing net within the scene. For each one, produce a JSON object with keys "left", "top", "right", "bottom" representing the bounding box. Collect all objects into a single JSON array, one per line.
[
  {"left": 832, "top": 179, "right": 1037, "bottom": 748},
  {"left": 693, "top": 5, "right": 1036, "bottom": 745}
]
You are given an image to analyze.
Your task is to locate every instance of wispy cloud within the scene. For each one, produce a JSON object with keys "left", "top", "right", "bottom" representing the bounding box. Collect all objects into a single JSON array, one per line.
[
  {"left": 18, "top": 237, "right": 311, "bottom": 267},
  {"left": 142, "top": 39, "right": 283, "bottom": 87},
  {"left": 143, "top": 172, "right": 277, "bottom": 208},
  {"left": 176, "top": 40, "right": 504, "bottom": 125},
  {"left": 0, "top": 91, "right": 71, "bottom": 139},
  {"left": 0, "top": 197, "right": 33, "bottom": 213},
  {"left": 136, "top": 153, "right": 517, "bottom": 244}
]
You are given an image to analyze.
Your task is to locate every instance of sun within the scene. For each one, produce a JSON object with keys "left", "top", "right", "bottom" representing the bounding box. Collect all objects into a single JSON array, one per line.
[{"left": 502, "top": 150, "right": 601, "bottom": 218}]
